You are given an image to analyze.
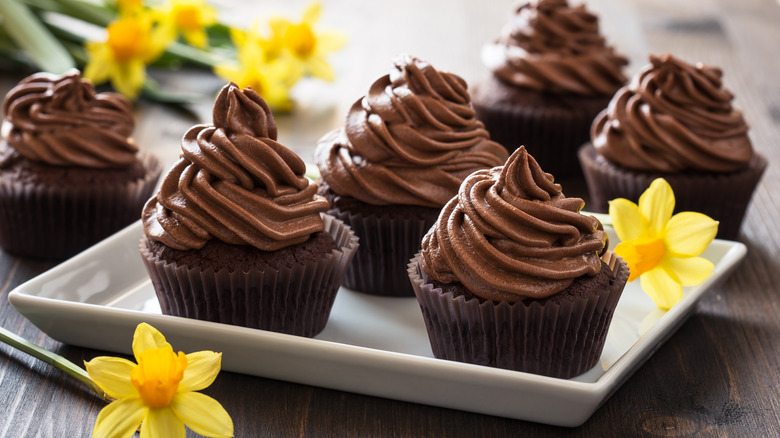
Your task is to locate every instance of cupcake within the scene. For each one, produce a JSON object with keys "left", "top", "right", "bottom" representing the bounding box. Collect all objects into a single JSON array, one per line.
[
  {"left": 0, "top": 70, "right": 162, "bottom": 260},
  {"left": 409, "top": 146, "right": 628, "bottom": 379},
  {"left": 471, "top": 0, "right": 628, "bottom": 177},
  {"left": 139, "top": 83, "right": 358, "bottom": 337},
  {"left": 579, "top": 54, "right": 767, "bottom": 240},
  {"left": 315, "top": 54, "right": 508, "bottom": 297}
]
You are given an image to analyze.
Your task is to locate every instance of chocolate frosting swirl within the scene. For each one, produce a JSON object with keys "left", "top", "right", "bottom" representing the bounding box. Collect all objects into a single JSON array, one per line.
[
  {"left": 143, "top": 83, "right": 329, "bottom": 251},
  {"left": 421, "top": 146, "right": 607, "bottom": 302},
  {"left": 482, "top": 0, "right": 627, "bottom": 95},
  {"left": 592, "top": 54, "right": 754, "bottom": 172},
  {"left": 316, "top": 54, "right": 508, "bottom": 207},
  {"left": 1, "top": 70, "right": 138, "bottom": 168}
]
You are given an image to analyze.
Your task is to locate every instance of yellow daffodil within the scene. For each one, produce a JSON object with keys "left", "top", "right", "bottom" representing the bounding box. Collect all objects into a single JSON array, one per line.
[
  {"left": 85, "top": 323, "right": 233, "bottom": 438},
  {"left": 269, "top": 1, "right": 346, "bottom": 82},
  {"left": 84, "top": 11, "right": 173, "bottom": 99},
  {"left": 116, "top": 0, "right": 144, "bottom": 16},
  {"left": 214, "top": 24, "right": 297, "bottom": 112},
  {"left": 609, "top": 178, "right": 719, "bottom": 310},
  {"left": 156, "top": 0, "right": 218, "bottom": 48}
]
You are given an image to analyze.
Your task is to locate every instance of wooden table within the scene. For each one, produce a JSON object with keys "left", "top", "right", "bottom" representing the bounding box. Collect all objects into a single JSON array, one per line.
[{"left": 2, "top": 0, "right": 780, "bottom": 435}]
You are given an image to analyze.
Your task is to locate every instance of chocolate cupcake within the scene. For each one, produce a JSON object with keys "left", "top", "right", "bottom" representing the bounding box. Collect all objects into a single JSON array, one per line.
[
  {"left": 0, "top": 70, "right": 162, "bottom": 260},
  {"left": 315, "top": 54, "right": 508, "bottom": 297},
  {"left": 579, "top": 54, "right": 767, "bottom": 240},
  {"left": 139, "top": 83, "right": 358, "bottom": 337},
  {"left": 471, "top": 0, "right": 628, "bottom": 177},
  {"left": 409, "top": 146, "right": 628, "bottom": 379}
]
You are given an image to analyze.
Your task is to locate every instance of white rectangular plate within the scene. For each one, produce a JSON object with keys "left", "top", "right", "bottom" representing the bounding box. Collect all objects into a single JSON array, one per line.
[{"left": 8, "top": 221, "right": 746, "bottom": 427}]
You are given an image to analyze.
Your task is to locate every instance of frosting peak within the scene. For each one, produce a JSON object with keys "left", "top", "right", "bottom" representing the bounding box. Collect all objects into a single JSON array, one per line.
[
  {"left": 143, "top": 83, "right": 328, "bottom": 251},
  {"left": 483, "top": 0, "right": 627, "bottom": 95},
  {"left": 388, "top": 54, "right": 469, "bottom": 106},
  {"left": 316, "top": 54, "right": 508, "bottom": 207},
  {"left": 592, "top": 54, "right": 754, "bottom": 172},
  {"left": 213, "top": 82, "right": 278, "bottom": 139},
  {"left": 421, "top": 146, "right": 607, "bottom": 302},
  {"left": 1, "top": 70, "right": 138, "bottom": 168}
]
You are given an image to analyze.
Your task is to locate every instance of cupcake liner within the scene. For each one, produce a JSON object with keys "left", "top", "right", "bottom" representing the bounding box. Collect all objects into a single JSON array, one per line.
[
  {"left": 579, "top": 143, "right": 768, "bottom": 240},
  {"left": 139, "top": 214, "right": 359, "bottom": 337},
  {"left": 0, "top": 151, "right": 162, "bottom": 260},
  {"left": 408, "top": 253, "right": 629, "bottom": 379},
  {"left": 328, "top": 207, "right": 437, "bottom": 297},
  {"left": 472, "top": 79, "right": 611, "bottom": 178}
]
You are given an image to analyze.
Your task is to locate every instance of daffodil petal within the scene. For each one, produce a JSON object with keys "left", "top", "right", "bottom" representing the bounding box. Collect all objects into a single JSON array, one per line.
[
  {"left": 640, "top": 266, "right": 683, "bottom": 310},
  {"left": 269, "top": 17, "right": 291, "bottom": 36},
  {"left": 665, "top": 212, "right": 719, "bottom": 257},
  {"left": 200, "top": 6, "right": 218, "bottom": 25},
  {"left": 273, "top": 58, "right": 305, "bottom": 85},
  {"left": 133, "top": 323, "right": 169, "bottom": 361},
  {"left": 141, "top": 407, "right": 185, "bottom": 438},
  {"left": 316, "top": 31, "right": 347, "bottom": 52},
  {"left": 148, "top": 22, "right": 176, "bottom": 61},
  {"left": 213, "top": 64, "right": 240, "bottom": 83},
  {"left": 639, "top": 178, "right": 675, "bottom": 234},
  {"left": 302, "top": 1, "right": 321, "bottom": 25},
  {"left": 111, "top": 61, "right": 146, "bottom": 99},
  {"left": 663, "top": 256, "right": 714, "bottom": 287},
  {"left": 93, "top": 397, "right": 147, "bottom": 438},
  {"left": 306, "top": 56, "right": 335, "bottom": 81},
  {"left": 182, "top": 29, "right": 208, "bottom": 48},
  {"left": 180, "top": 351, "right": 222, "bottom": 392},
  {"left": 85, "top": 356, "right": 138, "bottom": 399},
  {"left": 84, "top": 44, "right": 113, "bottom": 84},
  {"left": 263, "top": 85, "right": 294, "bottom": 112},
  {"left": 229, "top": 27, "right": 246, "bottom": 48},
  {"left": 609, "top": 198, "right": 642, "bottom": 242},
  {"left": 84, "top": 61, "right": 111, "bottom": 85},
  {"left": 171, "top": 392, "right": 234, "bottom": 438}
]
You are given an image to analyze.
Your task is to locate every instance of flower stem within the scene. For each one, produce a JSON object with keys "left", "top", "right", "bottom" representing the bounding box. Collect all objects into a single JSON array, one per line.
[{"left": 0, "top": 325, "right": 112, "bottom": 402}]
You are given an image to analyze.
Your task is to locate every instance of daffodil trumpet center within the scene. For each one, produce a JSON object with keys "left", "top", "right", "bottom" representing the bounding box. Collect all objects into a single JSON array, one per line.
[
  {"left": 174, "top": 6, "right": 202, "bottom": 31},
  {"left": 107, "top": 19, "right": 146, "bottom": 62},
  {"left": 615, "top": 235, "right": 666, "bottom": 282},
  {"left": 130, "top": 347, "right": 188, "bottom": 408},
  {"left": 285, "top": 24, "right": 316, "bottom": 57}
]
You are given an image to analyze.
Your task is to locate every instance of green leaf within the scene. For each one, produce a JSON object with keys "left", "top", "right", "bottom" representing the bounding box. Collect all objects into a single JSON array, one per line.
[
  {"left": 164, "top": 41, "right": 225, "bottom": 69},
  {"left": 0, "top": 0, "right": 75, "bottom": 73}
]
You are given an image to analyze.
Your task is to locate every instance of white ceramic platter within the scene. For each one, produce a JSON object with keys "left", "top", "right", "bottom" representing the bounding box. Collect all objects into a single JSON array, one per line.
[{"left": 8, "top": 221, "right": 746, "bottom": 427}]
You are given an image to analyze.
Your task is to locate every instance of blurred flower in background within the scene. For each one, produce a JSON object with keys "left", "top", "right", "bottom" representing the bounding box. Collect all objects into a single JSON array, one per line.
[
  {"left": 0, "top": 0, "right": 345, "bottom": 111},
  {"left": 83, "top": 9, "right": 172, "bottom": 98},
  {"left": 157, "top": 0, "right": 218, "bottom": 49},
  {"left": 214, "top": 21, "right": 298, "bottom": 112},
  {"left": 269, "top": 2, "right": 346, "bottom": 82},
  {"left": 213, "top": 2, "right": 346, "bottom": 113}
]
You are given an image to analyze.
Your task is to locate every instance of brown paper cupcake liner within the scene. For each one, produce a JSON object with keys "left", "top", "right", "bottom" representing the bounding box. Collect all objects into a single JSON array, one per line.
[
  {"left": 579, "top": 143, "right": 768, "bottom": 240},
  {"left": 0, "top": 151, "right": 162, "bottom": 260},
  {"left": 408, "top": 253, "right": 629, "bottom": 379},
  {"left": 472, "top": 80, "right": 611, "bottom": 178},
  {"left": 328, "top": 207, "right": 437, "bottom": 297},
  {"left": 139, "top": 214, "right": 359, "bottom": 337}
]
